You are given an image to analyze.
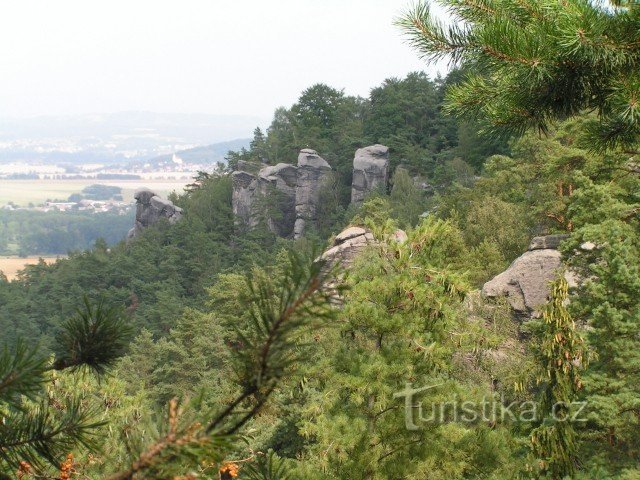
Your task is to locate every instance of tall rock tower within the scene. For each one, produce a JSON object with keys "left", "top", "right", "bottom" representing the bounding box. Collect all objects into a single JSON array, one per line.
[
  {"left": 293, "top": 149, "right": 332, "bottom": 239},
  {"left": 231, "top": 163, "right": 298, "bottom": 236},
  {"left": 350, "top": 144, "right": 390, "bottom": 204}
]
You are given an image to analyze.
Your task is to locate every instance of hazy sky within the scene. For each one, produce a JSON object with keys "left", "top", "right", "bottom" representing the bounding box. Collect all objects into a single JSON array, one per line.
[{"left": 0, "top": 0, "right": 447, "bottom": 120}]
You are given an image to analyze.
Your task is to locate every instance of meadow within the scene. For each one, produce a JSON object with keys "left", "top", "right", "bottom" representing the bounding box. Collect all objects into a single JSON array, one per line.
[{"left": 0, "top": 179, "right": 190, "bottom": 206}]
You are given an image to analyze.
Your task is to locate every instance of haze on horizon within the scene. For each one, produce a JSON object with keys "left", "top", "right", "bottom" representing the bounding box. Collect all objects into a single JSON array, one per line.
[{"left": 0, "top": 0, "right": 447, "bottom": 122}]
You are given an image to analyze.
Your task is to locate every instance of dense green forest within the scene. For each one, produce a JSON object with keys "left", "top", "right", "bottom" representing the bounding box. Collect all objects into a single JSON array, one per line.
[
  {"left": 1, "top": 0, "right": 639, "bottom": 478},
  {"left": 0, "top": 210, "right": 134, "bottom": 256}
]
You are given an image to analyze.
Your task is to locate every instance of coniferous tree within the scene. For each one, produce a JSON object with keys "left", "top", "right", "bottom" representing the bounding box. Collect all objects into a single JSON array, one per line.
[
  {"left": 528, "top": 277, "right": 587, "bottom": 479},
  {"left": 0, "top": 297, "right": 132, "bottom": 477},
  {"left": 397, "top": 0, "right": 640, "bottom": 151}
]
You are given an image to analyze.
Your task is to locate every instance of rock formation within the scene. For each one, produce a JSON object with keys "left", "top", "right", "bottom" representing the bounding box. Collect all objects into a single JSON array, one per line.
[
  {"left": 231, "top": 163, "right": 298, "bottom": 236},
  {"left": 231, "top": 170, "right": 259, "bottom": 228},
  {"left": 321, "top": 225, "right": 408, "bottom": 269},
  {"left": 259, "top": 163, "right": 298, "bottom": 237},
  {"left": 321, "top": 226, "right": 376, "bottom": 268},
  {"left": 293, "top": 149, "right": 332, "bottom": 239},
  {"left": 127, "top": 188, "right": 182, "bottom": 239},
  {"left": 230, "top": 145, "right": 392, "bottom": 239},
  {"left": 481, "top": 234, "right": 570, "bottom": 318},
  {"left": 351, "top": 144, "right": 390, "bottom": 204}
]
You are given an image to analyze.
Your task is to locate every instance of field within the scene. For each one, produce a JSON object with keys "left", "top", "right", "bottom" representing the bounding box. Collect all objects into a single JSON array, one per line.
[
  {"left": 0, "top": 256, "right": 65, "bottom": 280},
  {"left": 0, "top": 179, "right": 191, "bottom": 206}
]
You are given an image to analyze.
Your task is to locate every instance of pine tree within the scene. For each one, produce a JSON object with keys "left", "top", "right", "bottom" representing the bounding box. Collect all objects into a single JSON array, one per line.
[
  {"left": 0, "top": 297, "right": 132, "bottom": 476},
  {"left": 563, "top": 183, "right": 640, "bottom": 474},
  {"left": 389, "top": 166, "right": 426, "bottom": 227},
  {"left": 103, "top": 251, "right": 339, "bottom": 479},
  {"left": 300, "top": 219, "right": 515, "bottom": 479},
  {"left": 528, "top": 277, "right": 587, "bottom": 479},
  {"left": 397, "top": 0, "right": 640, "bottom": 151}
]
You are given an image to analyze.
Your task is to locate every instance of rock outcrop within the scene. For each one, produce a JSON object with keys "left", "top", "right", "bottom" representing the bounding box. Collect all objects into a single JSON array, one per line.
[
  {"left": 293, "top": 149, "right": 332, "bottom": 239},
  {"left": 259, "top": 163, "right": 298, "bottom": 237},
  {"left": 321, "top": 226, "right": 376, "bottom": 268},
  {"left": 231, "top": 163, "right": 298, "bottom": 236},
  {"left": 351, "top": 144, "right": 390, "bottom": 204},
  {"left": 528, "top": 234, "right": 569, "bottom": 251},
  {"left": 231, "top": 170, "right": 259, "bottom": 229},
  {"left": 127, "top": 188, "right": 182, "bottom": 239},
  {"left": 481, "top": 235, "right": 570, "bottom": 318},
  {"left": 320, "top": 226, "right": 408, "bottom": 269},
  {"left": 230, "top": 145, "right": 392, "bottom": 239}
]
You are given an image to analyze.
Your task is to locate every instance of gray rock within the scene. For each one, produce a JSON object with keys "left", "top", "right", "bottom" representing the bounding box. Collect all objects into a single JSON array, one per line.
[
  {"left": 258, "top": 163, "right": 298, "bottom": 237},
  {"left": 134, "top": 187, "right": 156, "bottom": 205},
  {"left": 321, "top": 226, "right": 376, "bottom": 268},
  {"left": 482, "top": 249, "right": 563, "bottom": 316},
  {"left": 351, "top": 144, "right": 390, "bottom": 204},
  {"left": 234, "top": 160, "right": 262, "bottom": 173},
  {"left": 231, "top": 171, "right": 259, "bottom": 229},
  {"left": 294, "top": 149, "right": 332, "bottom": 239},
  {"left": 127, "top": 189, "right": 182, "bottom": 240},
  {"left": 334, "top": 226, "right": 367, "bottom": 243},
  {"left": 321, "top": 227, "right": 407, "bottom": 269},
  {"left": 298, "top": 148, "right": 331, "bottom": 169},
  {"left": 528, "top": 234, "right": 569, "bottom": 251},
  {"left": 231, "top": 163, "right": 299, "bottom": 237},
  {"left": 482, "top": 235, "right": 572, "bottom": 318}
]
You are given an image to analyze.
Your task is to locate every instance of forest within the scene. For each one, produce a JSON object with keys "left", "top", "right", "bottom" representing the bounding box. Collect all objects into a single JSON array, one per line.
[
  {"left": 0, "top": 210, "right": 133, "bottom": 256},
  {"left": 1, "top": 0, "right": 639, "bottom": 478}
]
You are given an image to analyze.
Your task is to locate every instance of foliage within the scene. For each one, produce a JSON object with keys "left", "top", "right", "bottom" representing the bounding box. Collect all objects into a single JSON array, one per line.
[
  {"left": 0, "top": 298, "right": 131, "bottom": 476},
  {"left": 397, "top": 0, "right": 640, "bottom": 151},
  {"left": 528, "top": 277, "right": 587, "bottom": 479},
  {"left": 562, "top": 183, "right": 640, "bottom": 474},
  {"left": 0, "top": 209, "right": 133, "bottom": 256},
  {"left": 53, "top": 296, "right": 133, "bottom": 373}
]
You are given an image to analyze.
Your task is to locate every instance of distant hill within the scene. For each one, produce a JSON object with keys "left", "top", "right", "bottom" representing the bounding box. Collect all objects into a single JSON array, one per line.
[
  {"left": 139, "top": 138, "right": 251, "bottom": 167},
  {"left": 0, "top": 112, "right": 266, "bottom": 164}
]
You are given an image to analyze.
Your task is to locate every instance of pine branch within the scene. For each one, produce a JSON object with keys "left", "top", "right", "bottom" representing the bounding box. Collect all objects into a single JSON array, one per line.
[
  {"left": 0, "top": 341, "right": 48, "bottom": 410},
  {"left": 53, "top": 296, "right": 133, "bottom": 374},
  {"left": 397, "top": 0, "right": 640, "bottom": 149},
  {"left": 0, "top": 297, "right": 132, "bottom": 475},
  {"left": 395, "top": 2, "right": 473, "bottom": 65},
  {"left": 207, "top": 251, "right": 338, "bottom": 435},
  {"left": 0, "top": 399, "right": 103, "bottom": 474},
  {"left": 110, "top": 251, "right": 338, "bottom": 478}
]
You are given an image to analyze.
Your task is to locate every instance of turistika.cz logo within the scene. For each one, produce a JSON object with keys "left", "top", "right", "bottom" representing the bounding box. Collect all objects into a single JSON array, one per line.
[{"left": 393, "top": 382, "right": 587, "bottom": 431}]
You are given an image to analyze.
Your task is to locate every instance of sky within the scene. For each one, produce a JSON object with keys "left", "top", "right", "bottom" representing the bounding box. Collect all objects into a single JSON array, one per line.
[{"left": 0, "top": 0, "right": 447, "bottom": 120}]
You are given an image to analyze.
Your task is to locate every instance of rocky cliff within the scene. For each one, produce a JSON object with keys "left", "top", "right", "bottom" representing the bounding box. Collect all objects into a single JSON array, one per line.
[
  {"left": 127, "top": 188, "right": 183, "bottom": 240},
  {"left": 231, "top": 145, "right": 390, "bottom": 239},
  {"left": 231, "top": 163, "right": 298, "bottom": 236}
]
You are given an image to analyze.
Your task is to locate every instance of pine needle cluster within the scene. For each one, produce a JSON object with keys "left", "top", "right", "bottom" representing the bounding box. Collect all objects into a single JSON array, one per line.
[{"left": 397, "top": 0, "right": 640, "bottom": 151}]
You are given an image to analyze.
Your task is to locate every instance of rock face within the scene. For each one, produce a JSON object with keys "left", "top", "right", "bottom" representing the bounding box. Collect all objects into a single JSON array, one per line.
[
  {"left": 230, "top": 145, "right": 393, "bottom": 239},
  {"left": 294, "top": 149, "right": 332, "bottom": 239},
  {"left": 127, "top": 188, "right": 182, "bottom": 239},
  {"left": 351, "top": 144, "right": 390, "bottom": 204},
  {"left": 231, "top": 171, "right": 259, "bottom": 229},
  {"left": 528, "top": 234, "right": 570, "bottom": 250},
  {"left": 482, "top": 235, "right": 569, "bottom": 318},
  {"left": 231, "top": 163, "right": 298, "bottom": 236},
  {"left": 259, "top": 163, "right": 298, "bottom": 237}
]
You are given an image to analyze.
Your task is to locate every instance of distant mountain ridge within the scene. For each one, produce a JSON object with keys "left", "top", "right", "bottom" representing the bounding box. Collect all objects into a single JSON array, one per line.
[
  {"left": 0, "top": 112, "right": 266, "bottom": 164},
  {"left": 138, "top": 138, "right": 251, "bottom": 167}
]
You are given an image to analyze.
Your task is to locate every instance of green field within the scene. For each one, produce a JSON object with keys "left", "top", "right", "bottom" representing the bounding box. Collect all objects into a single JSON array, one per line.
[{"left": 0, "top": 179, "right": 190, "bottom": 206}]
